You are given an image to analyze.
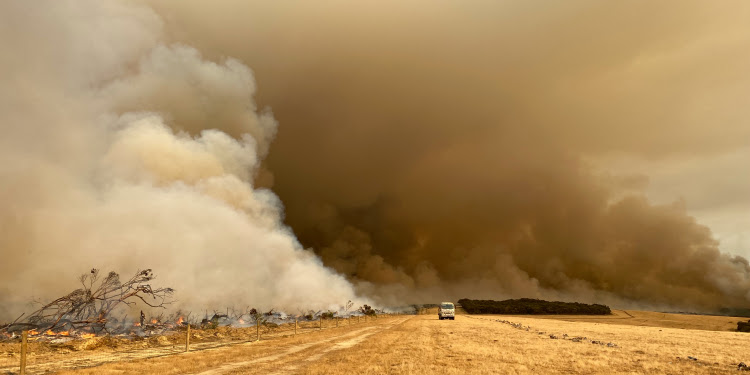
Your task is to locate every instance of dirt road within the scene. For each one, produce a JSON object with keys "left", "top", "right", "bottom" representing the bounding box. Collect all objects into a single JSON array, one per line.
[
  {"left": 51, "top": 313, "right": 749, "bottom": 374},
  {"left": 192, "top": 318, "right": 407, "bottom": 375}
]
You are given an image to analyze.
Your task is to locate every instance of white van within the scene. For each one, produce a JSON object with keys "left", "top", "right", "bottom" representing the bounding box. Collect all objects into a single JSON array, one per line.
[{"left": 438, "top": 302, "right": 455, "bottom": 320}]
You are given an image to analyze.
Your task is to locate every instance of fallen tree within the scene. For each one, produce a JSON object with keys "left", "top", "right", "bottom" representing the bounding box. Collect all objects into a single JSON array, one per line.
[
  {"left": 458, "top": 298, "right": 611, "bottom": 315},
  {"left": 2, "top": 269, "right": 174, "bottom": 334}
]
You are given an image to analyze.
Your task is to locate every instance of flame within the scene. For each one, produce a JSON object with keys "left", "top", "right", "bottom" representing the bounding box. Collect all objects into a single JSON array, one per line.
[
  {"left": 238, "top": 319, "right": 245, "bottom": 324},
  {"left": 79, "top": 333, "right": 95, "bottom": 339},
  {"left": 28, "top": 329, "right": 39, "bottom": 335},
  {"left": 133, "top": 322, "right": 141, "bottom": 327},
  {"left": 176, "top": 316, "right": 184, "bottom": 325},
  {"left": 151, "top": 318, "right": 158, "bottom": 324},
  {"left": 43, "top": 329, "right": 71, "bottom": 336}
]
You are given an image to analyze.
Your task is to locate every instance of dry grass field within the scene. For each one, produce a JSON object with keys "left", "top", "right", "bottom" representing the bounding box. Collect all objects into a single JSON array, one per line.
[
  {"left": 520, "top": 309, "right": 743, "bottom": 331},
  {"left": 3, "top": 311, "right": 748, "bottom": 374}
]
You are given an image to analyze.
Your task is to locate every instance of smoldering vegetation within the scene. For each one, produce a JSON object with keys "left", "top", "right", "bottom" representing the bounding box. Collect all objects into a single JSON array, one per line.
[
  {"left": 147, "top": 1, "right": 750, "bottom": 312},
  {"left": 0, "top": 268, "right": 374, "bottom": 345}
]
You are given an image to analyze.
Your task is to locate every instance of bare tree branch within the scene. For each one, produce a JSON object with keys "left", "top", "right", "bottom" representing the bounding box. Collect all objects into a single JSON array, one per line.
[{"left": 2, "top": 269, "right": 174, "bottom": 334}]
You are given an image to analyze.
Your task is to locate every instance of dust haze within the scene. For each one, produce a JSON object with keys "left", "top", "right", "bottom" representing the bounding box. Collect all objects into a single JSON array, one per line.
[{"left": 1, "top": 1, "right": 749, "bottom": 318}]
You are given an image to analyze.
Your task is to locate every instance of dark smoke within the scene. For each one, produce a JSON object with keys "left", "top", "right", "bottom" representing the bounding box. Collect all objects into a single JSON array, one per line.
[{"left": 148, "top": 0, "right": 750, "bottom": 311}]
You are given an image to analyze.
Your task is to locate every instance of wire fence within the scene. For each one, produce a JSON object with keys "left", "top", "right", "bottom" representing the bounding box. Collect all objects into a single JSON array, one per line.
[{"left": 1, "top": 314, "right": 396, "bottom": 375}]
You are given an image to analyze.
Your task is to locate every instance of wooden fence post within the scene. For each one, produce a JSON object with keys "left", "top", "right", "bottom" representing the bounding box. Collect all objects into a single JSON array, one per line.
[
  {"left": 294, "top": 317, "right": 297, "bottom": 336},
  {"left": 336, "top": 317, "right": 339, "bottom": 328},
  {"left": 20, "top": 330, "right": 28, "bottom": 375},
  {"left": 185, "top": 324, "right": 190, "bottom": 352},
  {"left": 319, "top": 316, "right": 322, "bottom": 330},
  {"left": 256, "top": 319, "right": 260, "bottom": 341}
]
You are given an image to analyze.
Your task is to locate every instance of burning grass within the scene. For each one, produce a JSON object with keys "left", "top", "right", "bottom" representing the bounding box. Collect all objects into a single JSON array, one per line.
[
  {"left": 0, "top": 269, "right": 372, "bottom": 345},
  {"left": 1, "top": 269, "right": 174, "bottom": 339},
  {"left": 0, "top": 269, "right": 383, "bottom": 374}
]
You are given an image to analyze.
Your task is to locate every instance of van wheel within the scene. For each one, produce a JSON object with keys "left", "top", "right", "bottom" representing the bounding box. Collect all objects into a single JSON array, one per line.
[{"left": 439, "top": 317, "right": 443, "bottom": 320}]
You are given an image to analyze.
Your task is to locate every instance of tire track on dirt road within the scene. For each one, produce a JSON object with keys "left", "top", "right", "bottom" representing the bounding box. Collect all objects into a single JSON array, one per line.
[{"left": 194, "top": 316, "right": 411, "bottom": 375}]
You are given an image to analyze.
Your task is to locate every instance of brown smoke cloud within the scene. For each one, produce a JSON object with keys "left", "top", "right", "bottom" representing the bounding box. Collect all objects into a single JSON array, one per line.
[{"left": 144, "top": 0, "right": 750, "bottom": 311}]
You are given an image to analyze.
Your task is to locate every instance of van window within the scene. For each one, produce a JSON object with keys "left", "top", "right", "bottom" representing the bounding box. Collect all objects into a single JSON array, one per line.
[{"left": 441, "top": 303, "right": 454, "bottom": 309}]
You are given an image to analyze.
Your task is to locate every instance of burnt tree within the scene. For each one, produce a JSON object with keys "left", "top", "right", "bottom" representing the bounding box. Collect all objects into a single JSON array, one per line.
[{"left": 3, "top": 269, "right": 173, "bottom": 334}]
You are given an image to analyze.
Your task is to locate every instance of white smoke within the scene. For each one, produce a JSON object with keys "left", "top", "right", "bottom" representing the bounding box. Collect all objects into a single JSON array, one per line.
[{"left": 0, "top": 0, "right": 363, "bottom": 319}]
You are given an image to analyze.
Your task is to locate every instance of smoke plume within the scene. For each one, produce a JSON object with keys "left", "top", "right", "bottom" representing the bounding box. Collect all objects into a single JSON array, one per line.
[
  {"left": 0, "top": 1, "right": 361, "bottom": 320},
  {"left": 145, "top": 0, "right": 750, "bottom": 311},
  {"left": 1, "top": 0, "right": 749, "bottom": 318}
]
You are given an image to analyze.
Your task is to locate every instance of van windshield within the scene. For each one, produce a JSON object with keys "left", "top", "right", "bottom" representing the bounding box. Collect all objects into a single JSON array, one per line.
[{"left": 441, "top": 304, "right": 454, "bottom": 309}]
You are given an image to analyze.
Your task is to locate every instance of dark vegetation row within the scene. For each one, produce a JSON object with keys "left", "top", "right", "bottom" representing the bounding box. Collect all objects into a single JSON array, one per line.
[
  {"left": 719, "top": 307, "right": 750, "bottom": 318},
  {"left": 458, "top": 298, "right": 612, "bottom": 315}
]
